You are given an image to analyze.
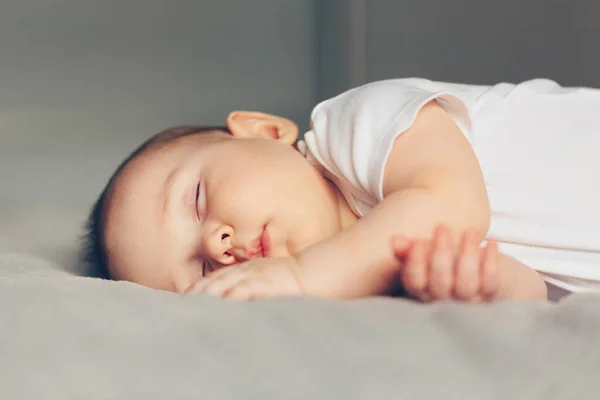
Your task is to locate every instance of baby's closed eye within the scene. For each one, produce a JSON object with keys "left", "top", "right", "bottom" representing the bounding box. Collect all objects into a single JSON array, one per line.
[{"left": 195, "top": 182, "right": 207, "bottom": 220}]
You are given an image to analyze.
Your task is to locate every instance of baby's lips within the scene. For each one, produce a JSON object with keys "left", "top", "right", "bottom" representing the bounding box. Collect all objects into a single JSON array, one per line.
[{"left": 245, "top": 238, "right": 263, "bottom": 259}]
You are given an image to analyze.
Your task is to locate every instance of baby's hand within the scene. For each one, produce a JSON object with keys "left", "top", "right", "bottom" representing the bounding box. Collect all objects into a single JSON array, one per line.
[
  {"left": 185, "top": 256, "right": 303, "bottom": 300},
  {"left": 391, "top": 225, "right": 500, "bottom": 303}
]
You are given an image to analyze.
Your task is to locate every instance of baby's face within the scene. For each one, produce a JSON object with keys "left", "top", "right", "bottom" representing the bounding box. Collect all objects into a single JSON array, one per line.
[{"left": 104, "top": 130, "right": 344, "bottom": 292}]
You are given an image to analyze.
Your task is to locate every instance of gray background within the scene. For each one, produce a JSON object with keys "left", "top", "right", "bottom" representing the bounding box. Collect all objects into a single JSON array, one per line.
[
  {"left": 319, "top": 0, "right": 600, "bottom": 98},
  {"left": 0, "top": 0, "right": 599, "bottom": 272},
  {"left": 0, "top": 0, "right": 317, "bottom": 207},
  {"left": 364, "top": 1, "right": 600, "bottom": 87}
]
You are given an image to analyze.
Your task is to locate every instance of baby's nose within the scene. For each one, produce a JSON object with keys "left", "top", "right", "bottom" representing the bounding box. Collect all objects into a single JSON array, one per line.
[{"left": 205, "top": 226, "right": 235, "bottom": 265}]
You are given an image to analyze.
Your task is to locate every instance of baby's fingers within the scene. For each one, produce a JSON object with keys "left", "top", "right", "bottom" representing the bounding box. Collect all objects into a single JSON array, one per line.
[
  {"left": 185, "top": 268, "right": 247, "bottom": 297},
  {"left": 453, "top": 232, "right": 481, "bottom": 301},
  {"left": 428, "top": 226, "right": 455, "bottom": 300},
  {"left": 480, "top": 239, "right": 501, "bottom": 299},
  {"left": 401, "top": 239, "right": 431, "bottom": 301},
  {"left": 391, "top": 236, "right": 411, "bottom": 260}
]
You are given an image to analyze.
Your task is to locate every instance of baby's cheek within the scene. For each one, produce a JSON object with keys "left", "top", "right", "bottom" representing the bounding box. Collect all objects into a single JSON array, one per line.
[{"left": 219, "top": 185, "right": 267, "bottom": 219}]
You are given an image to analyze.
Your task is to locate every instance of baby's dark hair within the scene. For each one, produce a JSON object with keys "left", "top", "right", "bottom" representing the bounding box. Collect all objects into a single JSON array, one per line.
[{"left": 82, "top": 125, "right": 229, "bottom": 279}]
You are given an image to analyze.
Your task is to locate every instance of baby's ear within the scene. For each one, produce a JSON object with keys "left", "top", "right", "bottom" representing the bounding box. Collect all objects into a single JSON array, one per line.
[{"left": 226, "top": 111, "right": 298, "bottom": 145}]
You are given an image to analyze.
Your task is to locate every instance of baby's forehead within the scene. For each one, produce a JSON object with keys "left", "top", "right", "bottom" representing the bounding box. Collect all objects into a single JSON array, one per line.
[
  {"left": 124, "top": 130, "right": 224, "bottom": 174},
  {"left": 102, "top": 145, "right": 180, "bottom": 281},
  {"left": 107, "top": 130, "right": 227, "bottom": 210}
]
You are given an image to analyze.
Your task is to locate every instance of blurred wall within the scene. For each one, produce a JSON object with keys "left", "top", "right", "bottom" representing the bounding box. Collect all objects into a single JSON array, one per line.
[
  {"left": 0, "top": 0, "right": 317, "bottom": 124},
  {"left": 366, "top": 1, "right": 600, "bottom": 86},
  {"left": 0, "top": 0, "right": 317, "bottom": 207},
  {"left": 318, "top": 0, "right": 600, "bottom": 99}
]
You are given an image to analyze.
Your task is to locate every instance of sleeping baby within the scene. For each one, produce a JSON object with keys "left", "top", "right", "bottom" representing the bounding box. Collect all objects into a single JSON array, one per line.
[{"left": 84, "top": 78, "right": 600, "bottom": 302}]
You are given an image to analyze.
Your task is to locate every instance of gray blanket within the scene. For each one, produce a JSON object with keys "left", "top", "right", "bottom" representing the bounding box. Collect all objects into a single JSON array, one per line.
[{"left": 1, "top": 253, "right": 599, "bottom": 400}]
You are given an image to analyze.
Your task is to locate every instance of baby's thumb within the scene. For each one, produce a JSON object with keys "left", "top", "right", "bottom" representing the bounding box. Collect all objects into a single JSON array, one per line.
[{"left": 390, "top": 236, "right": 410, "bottom": 258}]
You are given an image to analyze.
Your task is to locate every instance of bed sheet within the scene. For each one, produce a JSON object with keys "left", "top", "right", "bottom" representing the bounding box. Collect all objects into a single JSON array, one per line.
[{"left": 1, "top": 253, "right": 598, "bottom": 400}]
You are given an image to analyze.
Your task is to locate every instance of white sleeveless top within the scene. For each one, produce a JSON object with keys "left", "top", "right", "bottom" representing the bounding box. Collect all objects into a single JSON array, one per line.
[{"left": 300, "top": 78, "right": 600, "bottom": 293}]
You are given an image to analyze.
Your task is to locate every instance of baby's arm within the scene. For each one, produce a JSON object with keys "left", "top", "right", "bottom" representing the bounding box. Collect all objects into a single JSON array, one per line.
[{"left": 293, "top": 102, "right": 491, "bottom": 298}]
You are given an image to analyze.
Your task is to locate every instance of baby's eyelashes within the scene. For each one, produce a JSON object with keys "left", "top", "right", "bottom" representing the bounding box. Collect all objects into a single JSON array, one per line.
[{"left": 195, "top": 182, "right": 208, "bottom": 220}]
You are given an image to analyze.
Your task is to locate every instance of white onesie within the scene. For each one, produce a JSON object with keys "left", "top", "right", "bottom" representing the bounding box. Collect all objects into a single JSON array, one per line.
[{"left": 300, "top": 78, "right": 600, "bottom": 294}]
